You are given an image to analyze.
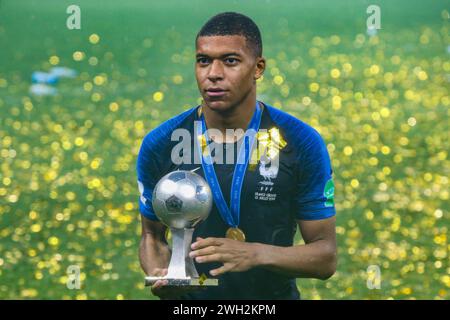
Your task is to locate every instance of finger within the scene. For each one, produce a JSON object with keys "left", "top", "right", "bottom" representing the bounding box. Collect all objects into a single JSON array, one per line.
[
  {"left": 209, "top": 264, "right": 230, "bottom": 277},
  {"left": 157, "top": 279, "right": 169, "bottom": 287},
  {"left": 191, "top": 237, "right": 223, "bottom": 250},
  {"left": 151, "top": 279, "right": 168, "bottom": 290},
  {"left": 189, "top": 245, "right": 219, "bottom": 258},
  {"left": 150, "top": 268, "right": 168, "bottom": 277},
  {"left": 195, "top": 253, "right": 226, "bottom": 264}
]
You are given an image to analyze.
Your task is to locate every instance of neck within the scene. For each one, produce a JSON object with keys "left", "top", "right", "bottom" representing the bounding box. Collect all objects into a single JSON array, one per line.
[{"left": 201, "top": 90, "right": 258, "bottom": 143}]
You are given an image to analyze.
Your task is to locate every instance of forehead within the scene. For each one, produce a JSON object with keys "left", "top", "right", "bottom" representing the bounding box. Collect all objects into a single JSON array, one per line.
[{"left": 196, "top": 35, "right": 251, "bottom": 57}]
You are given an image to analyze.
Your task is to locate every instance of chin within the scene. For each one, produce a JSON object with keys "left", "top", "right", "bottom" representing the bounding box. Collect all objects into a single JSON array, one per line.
[{"left": 204, "top": 99, "right": 234, "bottom": 113}]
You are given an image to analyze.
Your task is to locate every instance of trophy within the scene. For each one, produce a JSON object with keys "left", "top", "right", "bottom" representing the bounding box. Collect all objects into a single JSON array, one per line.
[{"left": 144, "top": 170, "right": 218, "bottom": 287}]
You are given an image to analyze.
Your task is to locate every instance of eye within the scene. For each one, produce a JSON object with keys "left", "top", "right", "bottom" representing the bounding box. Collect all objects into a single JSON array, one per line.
[
  {"left": 224, "top": 58, "right": 239, "bottom": 65},
  {"left": 197, "top": 57, "right": 210, "bottom": 65}
]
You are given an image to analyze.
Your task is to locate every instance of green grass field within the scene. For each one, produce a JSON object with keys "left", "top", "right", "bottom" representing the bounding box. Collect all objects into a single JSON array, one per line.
[{"left": 0, "top": 0, "right": 448, "bottom": 299}]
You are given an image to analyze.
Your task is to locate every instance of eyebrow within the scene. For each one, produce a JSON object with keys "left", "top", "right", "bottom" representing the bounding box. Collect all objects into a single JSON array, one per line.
[{"left": 196, "top": 52, "right": 242, "bottom": 59}]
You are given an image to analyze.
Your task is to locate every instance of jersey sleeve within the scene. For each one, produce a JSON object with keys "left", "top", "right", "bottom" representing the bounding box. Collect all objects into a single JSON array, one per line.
[
  {"left": 136, "top": 134, "right": 160, "bottom": 221},
  {"left": 295, "top": 129, "right": 336, "bottom": 220}
]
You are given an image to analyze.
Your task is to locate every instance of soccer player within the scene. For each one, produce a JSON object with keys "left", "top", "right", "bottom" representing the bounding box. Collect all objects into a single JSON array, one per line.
[{"left": 137, "top": 12, "right": 337, "bottom": 300}]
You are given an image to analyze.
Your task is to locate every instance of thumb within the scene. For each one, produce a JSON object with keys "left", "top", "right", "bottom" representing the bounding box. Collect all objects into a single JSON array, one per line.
[{"left": 150, "top": 268, "right": 168, "bottom": 277}]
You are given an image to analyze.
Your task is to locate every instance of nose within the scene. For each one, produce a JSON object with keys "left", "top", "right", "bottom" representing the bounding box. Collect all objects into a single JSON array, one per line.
[{"left": 207, "top": 59, "right": 224, "bottom": 82}]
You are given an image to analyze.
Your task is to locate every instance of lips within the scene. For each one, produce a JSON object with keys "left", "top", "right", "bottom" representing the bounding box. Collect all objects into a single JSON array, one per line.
[{"left": 206, "top": 88, "right": 227, "bottom": 97}]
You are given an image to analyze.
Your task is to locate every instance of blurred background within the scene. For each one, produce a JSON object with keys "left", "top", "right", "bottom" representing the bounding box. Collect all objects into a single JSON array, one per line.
[{"left": 0, "top": 0, "right": 448, "bottom": 299}]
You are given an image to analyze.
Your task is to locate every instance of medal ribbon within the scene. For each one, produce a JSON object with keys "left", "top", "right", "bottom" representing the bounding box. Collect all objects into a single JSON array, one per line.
[{"left": 195, "top": 102, "right": 262, "bottom": 228}]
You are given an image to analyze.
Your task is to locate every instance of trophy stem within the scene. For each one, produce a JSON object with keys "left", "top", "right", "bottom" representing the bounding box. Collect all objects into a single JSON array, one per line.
[{"left": 166, "top": 228, "right": 198, "bottom": 279}]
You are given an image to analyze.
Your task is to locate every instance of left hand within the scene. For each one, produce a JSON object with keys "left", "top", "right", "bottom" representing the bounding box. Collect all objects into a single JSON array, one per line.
[{"left": 189, "top": 237, "right": 261, "bottom": 276}]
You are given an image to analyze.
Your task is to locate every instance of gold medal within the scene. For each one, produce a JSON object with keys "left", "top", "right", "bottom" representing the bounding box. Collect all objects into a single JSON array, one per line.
[{"left": 226, "top": 227, "right": 246, "bottom": 242}]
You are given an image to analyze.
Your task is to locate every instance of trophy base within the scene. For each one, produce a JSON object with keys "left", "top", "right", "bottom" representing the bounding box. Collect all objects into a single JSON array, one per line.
[{"left": 145, "top": 277, "right": 218, "bottom": 287}]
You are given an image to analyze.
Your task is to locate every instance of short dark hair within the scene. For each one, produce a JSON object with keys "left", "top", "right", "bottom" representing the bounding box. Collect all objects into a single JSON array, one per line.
[{"left": 196, "top": 12, "right": 263, "bottom": 57}]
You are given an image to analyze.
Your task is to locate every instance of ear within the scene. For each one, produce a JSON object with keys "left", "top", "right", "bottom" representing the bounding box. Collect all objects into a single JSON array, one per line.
[{"left": 254, "top": 57, "right": 266, "bottom": 80}]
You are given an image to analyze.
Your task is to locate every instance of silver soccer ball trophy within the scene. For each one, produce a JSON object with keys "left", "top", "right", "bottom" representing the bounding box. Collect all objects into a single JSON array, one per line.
[{"left": 144, "top": 170, "right": 218, "bottom": 287}]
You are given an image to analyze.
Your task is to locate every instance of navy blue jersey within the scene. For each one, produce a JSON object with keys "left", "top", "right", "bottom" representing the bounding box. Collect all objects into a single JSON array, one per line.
[{"left": 136, "top": 102, "right": 336, "bottom": 300}]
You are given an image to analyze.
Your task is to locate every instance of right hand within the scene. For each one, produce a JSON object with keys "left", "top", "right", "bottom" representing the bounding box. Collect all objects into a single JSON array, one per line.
[{"left": 150, "top": 268, "right": 206, "bottom": 300}]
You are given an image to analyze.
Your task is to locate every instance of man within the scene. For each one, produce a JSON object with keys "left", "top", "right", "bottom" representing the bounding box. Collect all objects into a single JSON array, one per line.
[{"left": 137, "top": 12, "right": 337, "bottom": 300}]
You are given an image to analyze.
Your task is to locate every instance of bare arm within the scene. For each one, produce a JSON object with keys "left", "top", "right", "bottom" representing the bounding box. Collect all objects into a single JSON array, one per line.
[
  {"left": 190, "top": 216, "right": 337, "bottom": 280},
  {"left": 139, "top": 215, "right": 171, "bottom": 276},
  {"left": 255, "top": 216, "right": 337, "bottom": 280}
]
